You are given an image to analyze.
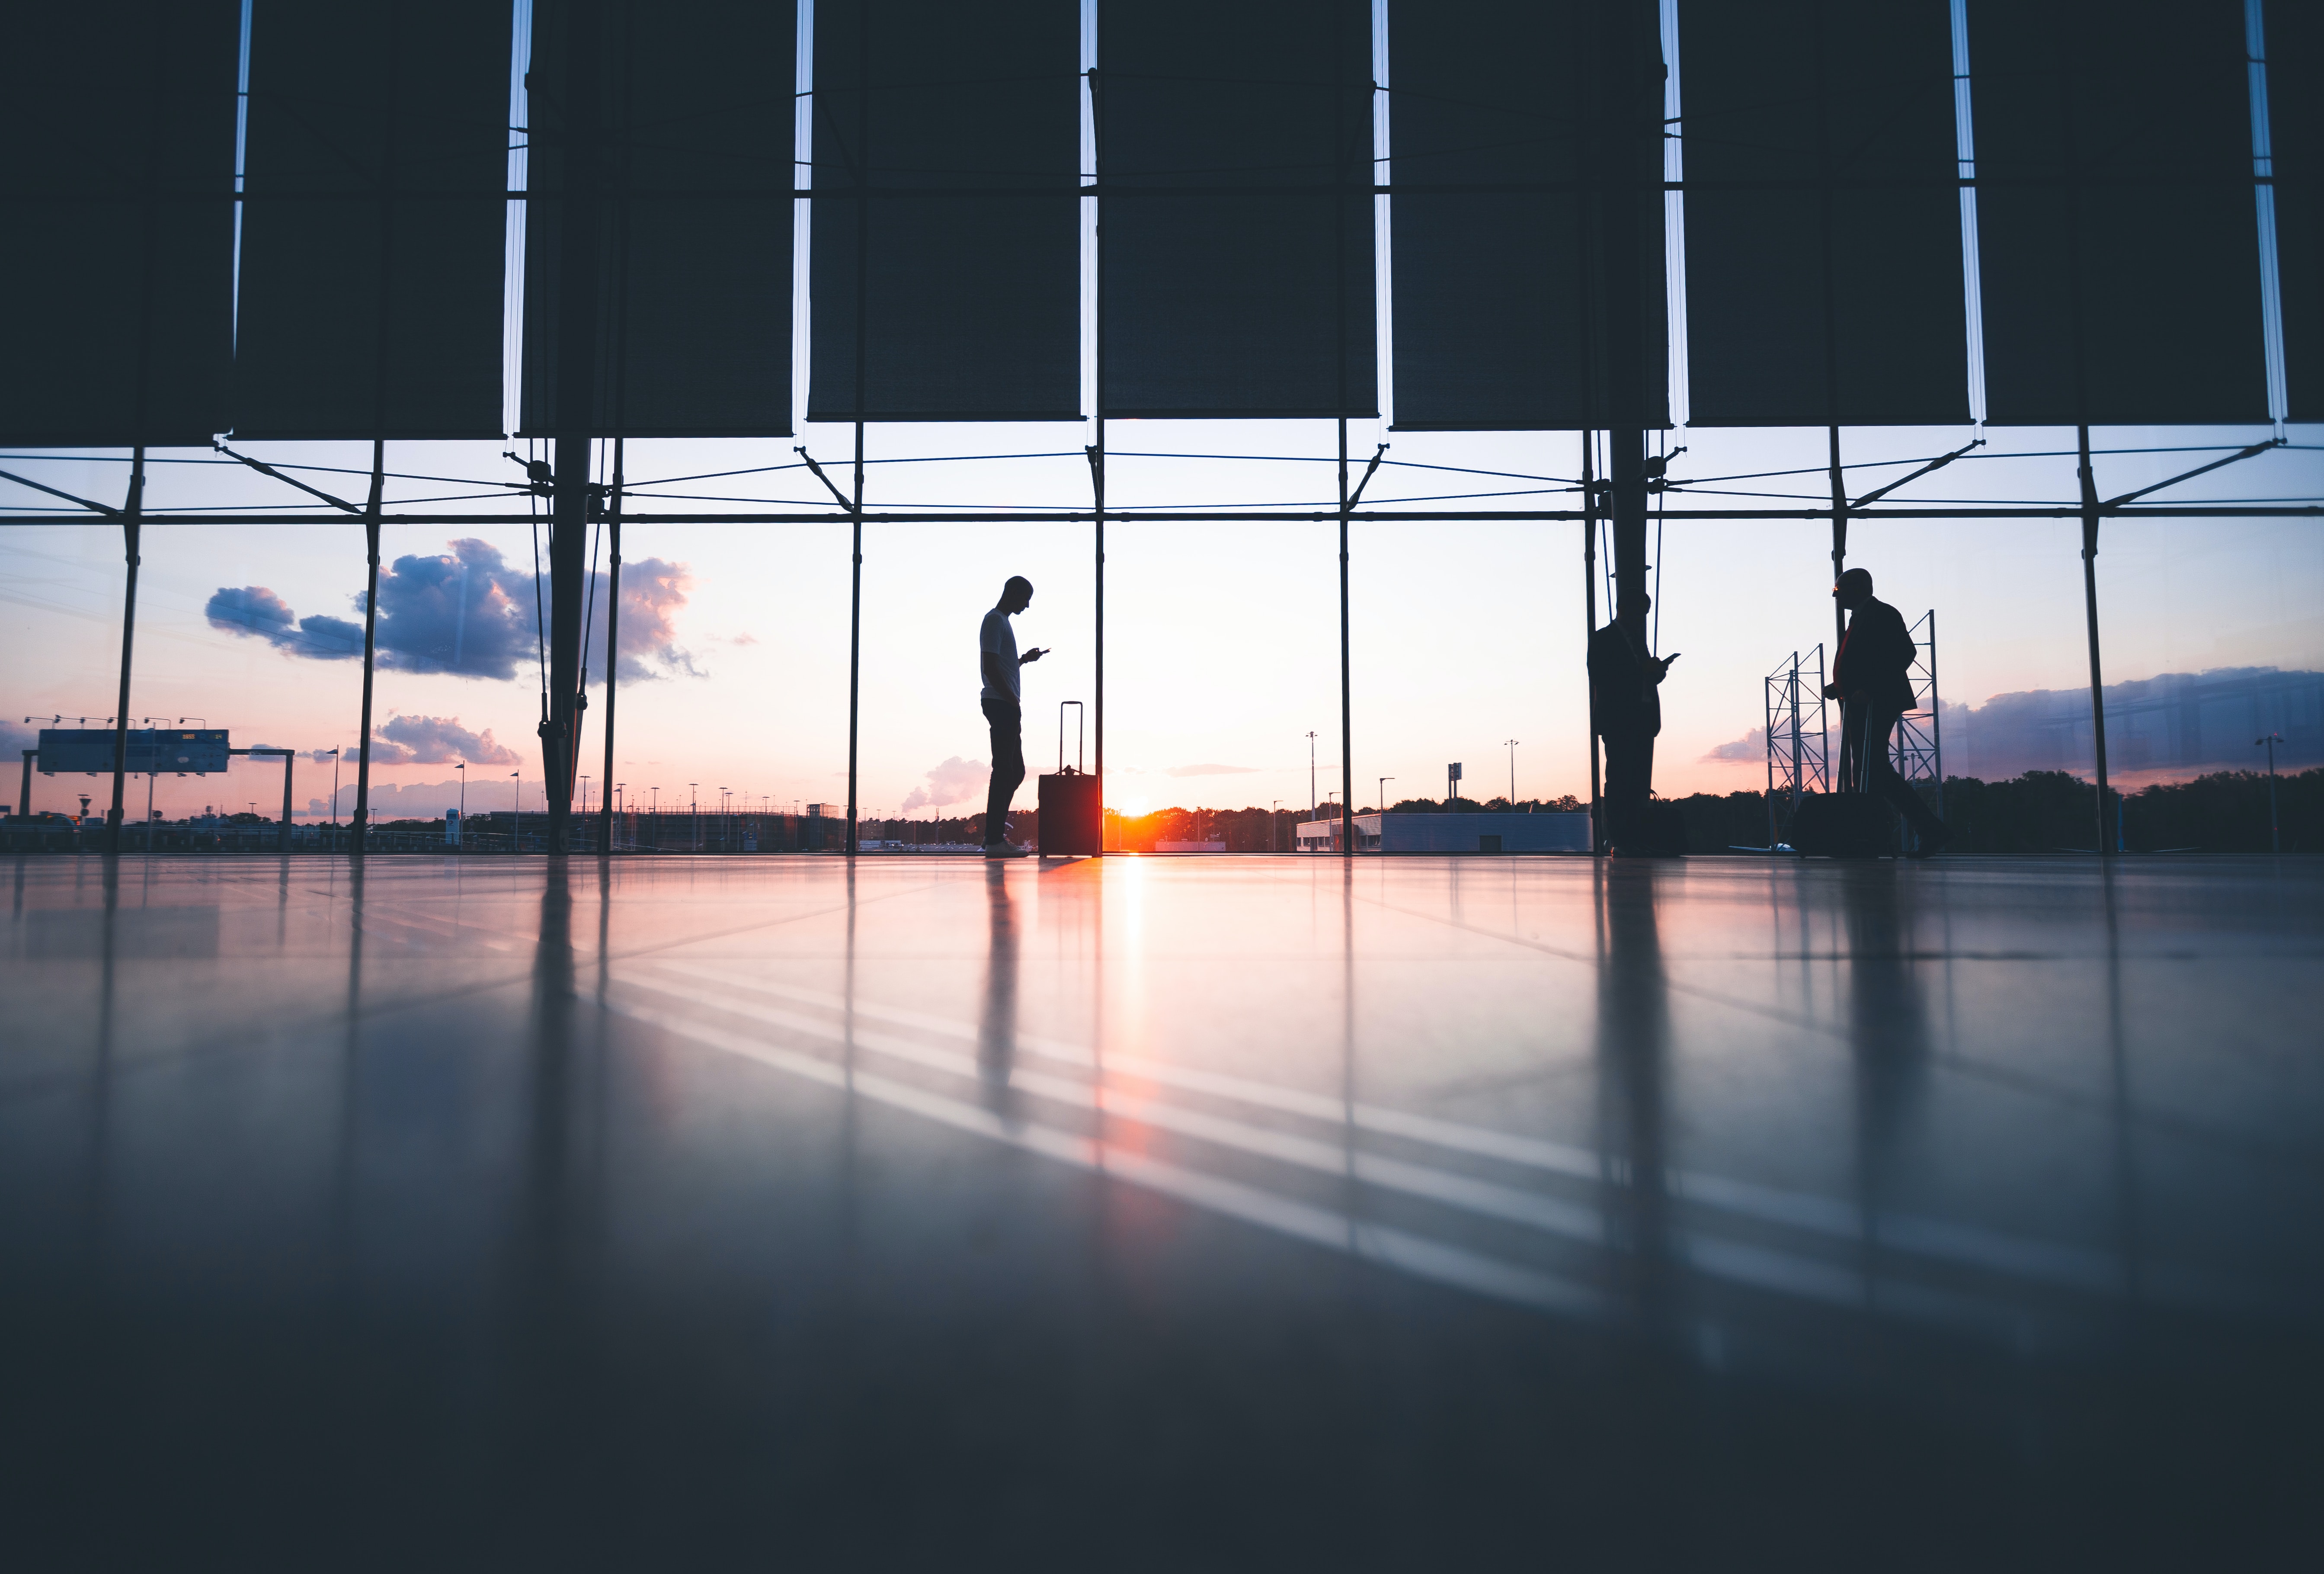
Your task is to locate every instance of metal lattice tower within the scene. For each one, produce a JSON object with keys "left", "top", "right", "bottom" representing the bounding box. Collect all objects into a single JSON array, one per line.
[
  {"left": 1764, "top": 645, "right": 1831, "bottom": 848},
  {"left": 1892, "top": 610, "right": 1944, "bottom": 820}
]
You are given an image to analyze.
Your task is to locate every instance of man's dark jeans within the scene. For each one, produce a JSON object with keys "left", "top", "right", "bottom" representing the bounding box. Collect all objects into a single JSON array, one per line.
[
  {"left": 1600, "top": 730, "right": 1653, "bottom": 850},
  {"left": 983, "top": 695, "right": 1024, "bottom": 845},
  {"left": 1841, "top": 701, "right": 1946, "bottom": 841}
]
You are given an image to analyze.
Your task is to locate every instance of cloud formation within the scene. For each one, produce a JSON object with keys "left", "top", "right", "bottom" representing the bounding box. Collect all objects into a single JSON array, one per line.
[
  {"left": 203, "top": 584, "right": 365, "bottom": 660},
  {"left": 1700, "top": 728, "right": 1765, "bottom": 763},
  {"left": 204, "top": 539, "right": 700, "bottom": 683},
  {"left": 361, "top": 714, "right": 522, "bottom": 766},
  {"left": 1165, "top": 762, "right": 1260, "bottom": 778},
  {"left": 900, "top": 755, "right": 988, "bottom": 814},
  {"left": 308, "top": 778, "right": 544, "bottom": 821},
  {"left": 1701, "top": 667, "right": 2322, "bottom": 784}
]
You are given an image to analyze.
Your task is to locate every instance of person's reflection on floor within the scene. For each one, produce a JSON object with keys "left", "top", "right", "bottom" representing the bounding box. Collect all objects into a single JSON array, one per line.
[
  {"left": 979, "top": 863, "right": 1021, "bottom": 1122},
  {"left": 1838, "top": 866, "right": 1932, "bottom": 1282},
  {"left": 1595, "top": 862, "right": 1672, "bottom": 1328}
]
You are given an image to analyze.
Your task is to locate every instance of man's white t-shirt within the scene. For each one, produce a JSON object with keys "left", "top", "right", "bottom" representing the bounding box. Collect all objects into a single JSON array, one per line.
[{"left": 980, "top": 606, "right": 1019, "bottom": 703}]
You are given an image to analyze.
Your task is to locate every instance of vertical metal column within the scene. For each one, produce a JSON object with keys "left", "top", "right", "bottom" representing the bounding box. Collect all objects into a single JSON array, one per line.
[
  {"left": 1088, "top": 60, "right": 1107, "bottom": 845},
  {"left": 1582, "top": 434, "right": 1602, "bottom": 853},
  {"left": 1587, "top": 0, "right": 1652, "bottom": 638},
  {"left": 1338, "top": 419, "right": 1353, "bottom": 859},
  {"left": 352, "top": 442, "right": 384, "bottom": 855},
  {"left": 279, "top": 751, "right": 294, "bottom": 853},
  {"left": 106, "top": 450, "right": 145, "bottom": 853},
  {"left": 845, "top": 19, "right": 871, "bottom": 859},
  {"left": 598, "top": 441, "right": 623, "bottom": 856},
  {"left": 1828, "top": 426, "right": 1848, "bottom": 648},
  {"left": 1926, "top": 609, "right": 1944, "bottom": 818},
  {"left": 1091, "top": 432, "right": 1105, "bottom": 837},
  {"left": 2077, "top": 424, "right": 2113, "bottom": 855},
  {"left": 545, "top": 0, "right": 605, "bottom": 856},
  {"left": 846, "top": 423, "right": 864, "bottom": 856}
]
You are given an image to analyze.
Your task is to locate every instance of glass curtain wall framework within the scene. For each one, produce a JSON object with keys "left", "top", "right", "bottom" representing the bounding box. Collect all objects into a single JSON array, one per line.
[{"left": 3, "top": 0, "right": 2318, "bottom": 857}]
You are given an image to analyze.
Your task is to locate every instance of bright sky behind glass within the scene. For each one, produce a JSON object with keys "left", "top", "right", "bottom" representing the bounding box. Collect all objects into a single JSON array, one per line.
[{"left": 4, "top": 0, "right": 2321, "bottom": 823}]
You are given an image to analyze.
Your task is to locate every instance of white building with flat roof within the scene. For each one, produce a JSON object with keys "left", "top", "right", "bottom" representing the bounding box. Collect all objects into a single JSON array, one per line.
[{"left": 1295, "top": 811, "right": 1591, "bottom": 853}]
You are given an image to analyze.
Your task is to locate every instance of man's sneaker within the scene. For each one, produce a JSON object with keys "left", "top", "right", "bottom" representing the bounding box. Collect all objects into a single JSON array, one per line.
[{"left": 984, "top": 840, "right": 1032, "bottom": 858}]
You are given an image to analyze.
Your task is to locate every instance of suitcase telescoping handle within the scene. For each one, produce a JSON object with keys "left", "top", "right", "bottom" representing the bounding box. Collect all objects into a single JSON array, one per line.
[{"left": 1059, "top": 700, "right": 1084, "bottom": 775}]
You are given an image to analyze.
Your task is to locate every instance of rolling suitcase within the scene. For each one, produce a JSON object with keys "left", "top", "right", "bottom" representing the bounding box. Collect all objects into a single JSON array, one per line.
[
  {"left": 1037, "top": 701, "right": 1101, "bottom": 856},
  {"left": 1786, "top": 708, "right": 1894, "bottom": 857}
]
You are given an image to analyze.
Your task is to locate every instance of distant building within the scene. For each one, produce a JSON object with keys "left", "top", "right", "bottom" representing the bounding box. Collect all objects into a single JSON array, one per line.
[{"left": 1295, "top": 811, "right": 1591, "bottom": 853}]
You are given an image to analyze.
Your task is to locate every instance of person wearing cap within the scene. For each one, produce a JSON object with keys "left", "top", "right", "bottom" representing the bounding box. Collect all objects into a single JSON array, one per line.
[{"left": 1824, "top": 567, "right": 1950, "bottom": 857}]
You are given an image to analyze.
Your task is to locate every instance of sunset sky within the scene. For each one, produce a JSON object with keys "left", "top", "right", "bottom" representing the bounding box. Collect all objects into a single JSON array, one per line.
[
  {"left": 5, "top": 417, "right": 2318, "bottom": 824},
  {"left": 6, "top": 0, "right": 2319, "bottom": 824}
]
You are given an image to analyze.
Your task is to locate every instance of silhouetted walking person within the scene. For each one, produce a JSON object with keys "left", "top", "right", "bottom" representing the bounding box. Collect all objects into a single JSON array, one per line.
[
  {"left": 1589, "top": 587, "right": 1676, "bottom": 854},
  {"left": 1825, "top": 568, "right": 1949, "bottom": 857},
  {"left": 980, "top": 576, "right": 1046, "bottom": 858}
]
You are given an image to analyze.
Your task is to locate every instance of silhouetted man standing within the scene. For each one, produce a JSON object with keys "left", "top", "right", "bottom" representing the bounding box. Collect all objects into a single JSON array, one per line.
[
  {"left": 1589, "top": 587, "right": 1675, "bottom": 853},
  {"left": 979, "top": 576, "right": 1046, "bottom": 858},
  {"left": 1825, "top": 567, "right": 1949, "bottom": 856}
]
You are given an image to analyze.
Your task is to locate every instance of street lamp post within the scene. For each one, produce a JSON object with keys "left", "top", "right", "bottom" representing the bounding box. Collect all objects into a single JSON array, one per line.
[
  {"left": 1272, "top": 799, "right": 1282, "bottom": 853},
  {"left": 1306, "top": 731, "right": 1318, "bottom": 820},
  {"left": 1505, "top": 740, "right": 1520, "bottom": 807},
  {"left": 2257, "top": 733, "right": 2284, "bottom": 854},
  {"left": 455, "top": 760, "right": 466, "bottom": 853},
  {"left": 510, "top": 771, "right": 521, "bottom": 853},
  {"left": 690, "top": 783, "right": 699, "bottom": 852}
]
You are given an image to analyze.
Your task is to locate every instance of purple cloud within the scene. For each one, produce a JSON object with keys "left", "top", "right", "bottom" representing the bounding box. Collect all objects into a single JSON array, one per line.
[
  {"left": 204, "top": 539, "right": 700, "bottom": 683},
  {"left": 900, "top": 755, "right": 988, "bottom": 813},
  {"left": 370, "top": 714, "right": 522, "bottom": 766}
]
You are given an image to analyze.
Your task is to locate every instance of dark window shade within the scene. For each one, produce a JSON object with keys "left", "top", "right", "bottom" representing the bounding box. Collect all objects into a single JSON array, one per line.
[
  {"left": 2269, "top": 0, "right": 2323, "bottom": 422},
  {"left": 808, "top": 0, "right": 1080, "bottom": 423},
  {"left": 233, "top": 2, "right": 513, "bottom": 441},
  {"left": 1389, "top": 0, "right": 1668, "bottom": 431},
  {"left": 1099, "top": 0, "right": 1376, "bottom": 419},
  {"left": 0, "top": 1, "right": 239, "bottom": 448},
  {"left": 1680, "top": 0, "right": 1967, "bottom": 428},
  {"left": 522, "top": 0, "right": 795, "bottom": 438},
  {"left": 1970, "top": 0, "right": 2266, "bottom": 426}
]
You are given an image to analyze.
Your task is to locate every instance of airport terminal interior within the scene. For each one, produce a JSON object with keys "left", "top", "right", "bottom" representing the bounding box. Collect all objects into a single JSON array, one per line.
[
  {"left": 7, "top": 0, "right": 2324, "bottom": 1566},
  {"left": 3, "top": 853, "right": 2318, "bottom": 1564}
]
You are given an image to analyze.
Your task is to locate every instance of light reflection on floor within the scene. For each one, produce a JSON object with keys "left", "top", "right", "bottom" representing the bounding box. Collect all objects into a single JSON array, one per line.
[{"left": 3, "top": 852, "right": 2318, "bottom": 1567}]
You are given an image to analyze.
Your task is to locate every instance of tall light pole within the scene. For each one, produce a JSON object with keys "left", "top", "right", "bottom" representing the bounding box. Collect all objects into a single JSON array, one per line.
[
  {"left": 690, "top": 783, "right": 699, "bottom": 853},
  {"left": 2258, "top": 732, "right": 2284, "bottom": 854},
  {"left": 510, "top": 770, "right": 521, "bottom": 853},
  {"left": 1505, "top": 739, "right": 1520, "bottom": 806},
  {"left": 1306, "top": 731, "right": 1318, "bottom": 819},
  {"left": 1378, "top": 777, "right": 1392, "bottom": 814},
  {"left": 1272, "top": 799, "right": 1282, "bottom": 853},
  {"left": 455, "top": 760, "right": 466, "bottom": 852}
]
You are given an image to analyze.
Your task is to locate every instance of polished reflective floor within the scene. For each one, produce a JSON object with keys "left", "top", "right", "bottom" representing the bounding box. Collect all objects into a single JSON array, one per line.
[{"left": 3, "top": 853, "right": 2319, "bottom": 1569}]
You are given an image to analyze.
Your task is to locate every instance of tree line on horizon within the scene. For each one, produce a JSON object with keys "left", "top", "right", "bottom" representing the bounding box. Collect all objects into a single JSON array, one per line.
[{"left": 859, "top": 769, "right": 2319, "bottom": 855}]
